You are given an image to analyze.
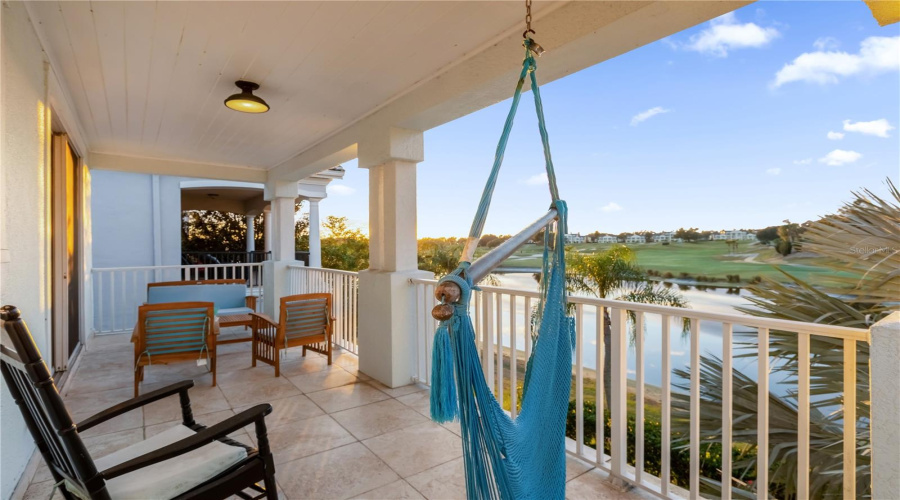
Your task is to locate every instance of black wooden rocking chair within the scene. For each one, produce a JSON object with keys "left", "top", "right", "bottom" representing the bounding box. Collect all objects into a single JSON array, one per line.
[{"left": 0, "top": 305, "right": 278, "bottom": 499}]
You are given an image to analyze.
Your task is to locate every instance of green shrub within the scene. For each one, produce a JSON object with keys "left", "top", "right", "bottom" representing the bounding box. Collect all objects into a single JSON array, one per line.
[{"left": 566, "top": 400, "right": 756, "bottom": 496}]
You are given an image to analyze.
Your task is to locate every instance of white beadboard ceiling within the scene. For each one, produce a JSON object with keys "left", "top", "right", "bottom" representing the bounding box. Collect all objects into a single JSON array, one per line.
[{"left": 28, "top": 1, "right": 555, "bottom": 170}]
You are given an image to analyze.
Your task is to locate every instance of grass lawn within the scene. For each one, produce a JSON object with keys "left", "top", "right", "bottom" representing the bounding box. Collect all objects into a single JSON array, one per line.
[{"left": 494, "top": 240, "right": 856, "bottom": 288}]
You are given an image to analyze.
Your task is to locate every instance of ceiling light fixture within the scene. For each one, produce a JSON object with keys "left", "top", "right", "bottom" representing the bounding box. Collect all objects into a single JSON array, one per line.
[{"left": 224, "top": 80, "right": 269, "bottom": 113}]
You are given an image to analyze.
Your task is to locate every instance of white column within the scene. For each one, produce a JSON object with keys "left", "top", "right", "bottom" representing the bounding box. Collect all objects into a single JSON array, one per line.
[
  {"left": 245, "top": 215, "right": 256, "bottom": 252},
  {"left": 357, "top": 127, "right": 433, "bottom": 387},
  {"left": 308, "top": 198, "right": 322, "bottom": 268},
  {"left": 871, "top": 311, "right": 900, "bottom": 499},
  {"left": 263, "top": 207, "right": 272, "bottom": 255},
  {"left": 262, "top": 181, "right": 299, "bottom": 319},
  {"left": 269, "top": 197, "right": 295, "bottom": 262}
]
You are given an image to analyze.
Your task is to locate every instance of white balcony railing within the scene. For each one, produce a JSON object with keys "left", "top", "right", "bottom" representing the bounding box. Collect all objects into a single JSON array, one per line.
[
  {"left": 91, "top": 263, "right": 264, "bottom": 334},
  {"left": 409, "top": 277, "right": 870, "bottom": 500},
  {"left": 288, "top": 266, "right": 359, "bottom": 354}
]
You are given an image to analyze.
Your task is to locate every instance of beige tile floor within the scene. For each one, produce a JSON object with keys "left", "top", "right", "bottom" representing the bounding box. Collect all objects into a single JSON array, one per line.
[{"left": 19, "top": 328, "right": 642, "bottom": 500}]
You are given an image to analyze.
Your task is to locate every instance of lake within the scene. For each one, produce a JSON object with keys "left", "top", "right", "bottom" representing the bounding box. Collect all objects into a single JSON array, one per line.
[{"left": 492, "top": 272, "right": 775, "bottom": 394}]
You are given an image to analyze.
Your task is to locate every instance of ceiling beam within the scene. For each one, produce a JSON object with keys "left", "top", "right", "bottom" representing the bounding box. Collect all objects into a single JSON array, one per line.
[
  {"left": 268, "top": 0, "right": 749, "bottom": 183},
  {"left": 90, "top": 152, "right": 267, "bottom": 183}
]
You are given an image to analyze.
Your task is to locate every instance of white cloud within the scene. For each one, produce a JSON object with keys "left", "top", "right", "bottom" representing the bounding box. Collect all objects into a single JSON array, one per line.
[
  {"left": 328, "top": 184, "right": 356, "bottom": 196},
  {"left": 819, "top": 149, "right": 862, "bottom": 166},
  {"left": 827, "top": 131, "right": 845, "bottom": 140},
  {"left": 843, "top": 119, "right": 894, "bottom": 138},
  {"left": 793, "top": 158, "right": 813, "bottom": 165},
  {"left": 630, "top": 107, "right": 671, "bottom": 126},
  {"left": 766, "top": 168, "right": 781, "bottom": 176},
  {"left": 523, "top": 172, "right": 548, "bottom": 186},
  {"left": 684, "top": 12, "right": 780, "bottom": 57},
  {"left": 600, "top": 202, "right": 623, "bottom": 213},
  {"left": 772, "top": 36, "right": 899, "bottom": 88},
  {"left": 813, "top": 36, "right": 840, "bottom": 51}
]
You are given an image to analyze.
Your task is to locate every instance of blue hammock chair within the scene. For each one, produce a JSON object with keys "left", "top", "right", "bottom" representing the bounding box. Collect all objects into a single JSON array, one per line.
[{"left": 429, "top": 40, "right": 575, "bottom": 500}]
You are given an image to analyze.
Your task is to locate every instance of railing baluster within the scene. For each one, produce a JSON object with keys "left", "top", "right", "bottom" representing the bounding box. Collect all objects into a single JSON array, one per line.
[
  {"left": 510, "top": 295, "right": 518, "bottom": 418},
  {"left": 757, "top": 327, "right": 769, "bottom": 500},
  {"left": 496, "top": 293, "right": 503, "bottom": 408},
  {"left": 690, "top": 318, "right": 700, "bottom": 500},
  {"left": 416, "top": 283, "right": 425, "bottom": 383},
  {"left": 635, "top": 311, "right": 645, "bottom": 484},
  {"left": 597, "top": 305, "right": 605, "bottom": 465},
  {"left": 843, "top": 338, "right": 857, "bottom": 499},
  {"left": 98, "top": 271, "right": 104, "bottom": 333},
  {"left": 661, "top": 314, "right": 671, "bottom": 496},
  {"left": 722, "top": 323, "right": 733, "bottom": 500},
  {"left": 428, "top": 283, "right": 436, "bottom": 361},
  {"left": 425, "top": 283, "right": 434, "bottom": 385},
  {"left": 798, "top": 332, "right": 810, "bottom": 500},
  {"left": 486, "top": 292, "right": 494, "bottom": 393},
  {"left": 481, "top": 291, "right": 489, "bottom": 374},
  {"left": 524, "top": 296, "right": 532, "bottom": 361},
  {"left": 576, "top": 303, "right": 584, "bottom": 456},
  {"left": 609, "top": 307, "right": 627, "bottom": 479},
  {"left": 111, "top": 271, "right": 117, "bottom": 332}
]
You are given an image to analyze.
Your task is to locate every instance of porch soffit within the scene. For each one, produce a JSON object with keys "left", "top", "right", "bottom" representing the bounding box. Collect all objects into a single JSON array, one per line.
[{"left": 28, "top": 1, "right": 748, "bottom": 182}]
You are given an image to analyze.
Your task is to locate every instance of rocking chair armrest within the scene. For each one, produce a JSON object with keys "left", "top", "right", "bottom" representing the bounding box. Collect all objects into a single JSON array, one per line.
[
  {"left": 100, "top": 404, "right": 273, "bottom": 480},
  {"left": 77, "top": 380, "right": 195, "bottom": 432}
]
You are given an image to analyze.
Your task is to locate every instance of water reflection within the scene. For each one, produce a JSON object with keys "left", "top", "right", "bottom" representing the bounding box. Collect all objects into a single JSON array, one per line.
[{"left": 485, "top": 273, "right": 780, "bottom": 395}]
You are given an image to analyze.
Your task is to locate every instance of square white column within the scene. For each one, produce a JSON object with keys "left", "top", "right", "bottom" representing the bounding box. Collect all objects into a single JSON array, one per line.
[
  {"left": 357, "top": 127, "right": 432, "bottom": 387},
  {"left": 262, "top": 181, "right": 300, "bottom": 320},
  {"left": 871, "top": 311, "right": 900, "bottom": 499}
]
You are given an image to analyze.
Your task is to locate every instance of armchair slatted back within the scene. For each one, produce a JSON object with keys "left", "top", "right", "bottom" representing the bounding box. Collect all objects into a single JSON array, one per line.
[
  {"left": 281, "top": 294, "right": 330, "bottom": 343},
  {"left": 0, "top": 306, "right": 110, "bottom": 499},
  {"left": 137, "top": 302, "right": 213, "bottom": 358}
]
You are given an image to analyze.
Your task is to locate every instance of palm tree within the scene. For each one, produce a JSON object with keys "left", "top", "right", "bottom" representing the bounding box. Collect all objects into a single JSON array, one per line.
[
  {"left": 567, "top": 244, "right": 689, "bottom": 409},
  {"left": 672, "top": 178, "right": 898, "bottom": 498}
]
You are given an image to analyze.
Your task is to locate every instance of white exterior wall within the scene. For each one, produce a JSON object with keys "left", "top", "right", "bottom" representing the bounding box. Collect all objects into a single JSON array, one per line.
[
  {"left": 90, "top": 170, "right": 182, "bottom": 268},
  {"left": 0, "top": 3, "right": 52, "bottom": 497}
]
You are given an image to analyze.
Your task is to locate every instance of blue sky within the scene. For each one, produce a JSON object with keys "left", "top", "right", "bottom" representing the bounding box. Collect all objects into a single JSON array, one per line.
[{"left": 314, "top": 1, "right": 899, "bottom": 238}]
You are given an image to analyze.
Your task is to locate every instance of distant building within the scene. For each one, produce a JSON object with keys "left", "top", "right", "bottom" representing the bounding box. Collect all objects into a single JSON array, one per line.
[
  {"left": 625, "top": 234, "right": 646, "bottom": 244},
  {"left": 565, "top": 233, "right": 586, "bottom": 244},
  {"left": 597, "top": 235, "right": 619, "bottom": 244},
  {"left": 709, "top": 230, "right": 757, "bottom": 241},
  {"left": 653, "top": 231, "right": 675, "bottom": 243}
]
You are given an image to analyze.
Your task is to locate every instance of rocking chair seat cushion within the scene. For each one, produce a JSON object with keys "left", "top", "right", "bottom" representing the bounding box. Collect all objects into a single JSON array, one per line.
[{"left": 94, "top": 424, "right": 247, "bottom": 499}]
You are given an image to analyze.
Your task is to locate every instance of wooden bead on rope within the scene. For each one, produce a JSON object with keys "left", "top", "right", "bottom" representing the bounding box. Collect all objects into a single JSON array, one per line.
[
  {"left": 434, "top": 282, "right": 462, "bottom": 304},
  {"left": 432, "top": 303, "right": 454, "bottom": 321}
]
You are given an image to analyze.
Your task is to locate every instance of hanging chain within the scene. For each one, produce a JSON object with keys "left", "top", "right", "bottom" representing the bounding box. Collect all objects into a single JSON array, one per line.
[
  {"left": 522, "top": 0, "right": 544, "bottom": 56},
  {"left": 523, "top": 0, "right": 535, "bottom": 39}
]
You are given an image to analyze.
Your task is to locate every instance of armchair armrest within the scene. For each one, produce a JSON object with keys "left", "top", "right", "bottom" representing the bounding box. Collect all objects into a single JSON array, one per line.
[
  {"left": 77, "top": 380, "right": 194, "bottom": 432},
  {"left": 100, "top": 404, "right": 273, "bottom": 479},
  {"left": 245, "top": 295, "right": 258, "bottom": 311},
  {"left": 250, "top": 312, "right": 277, "bottom": 327}
]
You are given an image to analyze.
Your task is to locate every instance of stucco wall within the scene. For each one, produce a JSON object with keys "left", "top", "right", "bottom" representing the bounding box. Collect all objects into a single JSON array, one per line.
[
  {"left": 90, "top": 170, "right": 182, "bottom": 268},
  {"left": 0, "top": 2, "right": 51, "bottom": 497},
  {"left": 89, "top": 170, "right": 183, "bottom": 331}
]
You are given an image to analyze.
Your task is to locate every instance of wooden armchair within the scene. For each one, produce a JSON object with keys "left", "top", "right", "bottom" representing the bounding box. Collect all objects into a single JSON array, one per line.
[
  {"left": 0, "top": 305, "right": 277, "bottom": 500},
  {"left": 133, "top": 302, "right": 216, "bottom": 396},
  {"left": 251, "top": 294, "right": 334, "bottom": 377},
  {"left": 148, "top": 279, "right": 258, "bottom": 339}
]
